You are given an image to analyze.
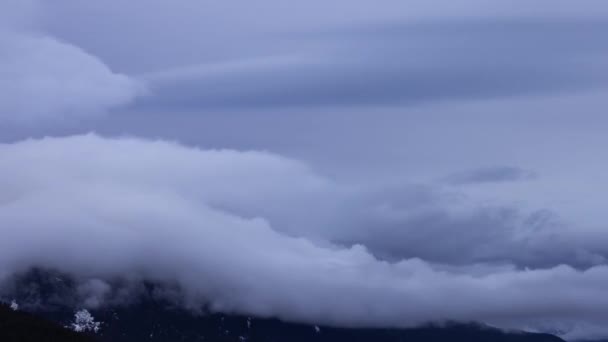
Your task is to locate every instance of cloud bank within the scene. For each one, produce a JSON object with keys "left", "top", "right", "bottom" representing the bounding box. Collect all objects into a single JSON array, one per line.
[{"left": 0, "top": 134, "right": 608, "bottom": 340}]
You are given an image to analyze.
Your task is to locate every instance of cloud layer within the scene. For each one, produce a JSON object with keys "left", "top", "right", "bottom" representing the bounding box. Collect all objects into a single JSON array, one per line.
[
  {"left": 1, "top": 134, "right": 608, "bottom": 339},
  {"left": 2, "top": 1, "right": 608, "bottom": 341},
  {"left": 138, "top": 18, "right": 608, "bottom": 110}
]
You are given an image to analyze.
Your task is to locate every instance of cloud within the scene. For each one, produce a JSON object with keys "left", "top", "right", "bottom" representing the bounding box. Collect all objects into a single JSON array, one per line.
[
  {"left": 135, "top": 18, "right": 608, "bottom": 110},
  {"left": 0, "top": 33, "right": 143, "bottom": 124},
  {"left": 0, "top": 1, "right": 143, "bottom": 124},
  {"left": 36, "top": 0, "right": 608, "bottom": 73},
  {"left": 1, "top": 134, "right": 608, "bottom": 339},
  {"left": 2, "top": 1, "right": 608, "bottom": 340},
  {"left": 442, "top": 166, "right": 537, "bottom": 185},
  {"left": 25, "top": 1, "right": 608, "bottom": 111}
]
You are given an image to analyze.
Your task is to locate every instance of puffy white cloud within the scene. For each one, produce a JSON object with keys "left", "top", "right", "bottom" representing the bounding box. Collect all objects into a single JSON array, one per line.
[{"left": 1, "top": 134, "right": 608, "bottom": 339}]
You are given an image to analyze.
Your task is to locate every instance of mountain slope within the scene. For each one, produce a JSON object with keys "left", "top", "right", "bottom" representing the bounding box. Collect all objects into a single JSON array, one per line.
[
  {"left": 33, "top": 302, "right": 566, "bottom": 342},
  {"left": 1, "top": 269, "right": 566, "bottom": 342},
  {"left": 0, "top": 303, "right": 95, "bottom": 342}
]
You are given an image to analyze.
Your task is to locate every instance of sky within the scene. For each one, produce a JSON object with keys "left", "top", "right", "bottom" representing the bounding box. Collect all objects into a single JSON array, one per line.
[{"left": 1, "top": 0, "right": 608, "bottom": 340}]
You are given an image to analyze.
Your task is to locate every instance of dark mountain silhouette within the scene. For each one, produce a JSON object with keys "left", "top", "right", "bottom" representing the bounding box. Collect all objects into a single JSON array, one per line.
[
  {"left": 0, "top": 268, "right": 567, "bottom": 342},
  {"left": 0, "top": 303, "right": 95, "bottom": 342}
]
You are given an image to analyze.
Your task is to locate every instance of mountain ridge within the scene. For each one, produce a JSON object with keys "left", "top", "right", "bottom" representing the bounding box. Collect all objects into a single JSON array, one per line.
[{"left": 0, "top": 268, "right": 567, "bottom": 342}]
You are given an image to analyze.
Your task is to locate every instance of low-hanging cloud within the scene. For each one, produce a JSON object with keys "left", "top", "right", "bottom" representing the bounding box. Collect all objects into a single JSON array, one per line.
[{"left": 2, "top": 134, "right": 608, "bottom": 340}]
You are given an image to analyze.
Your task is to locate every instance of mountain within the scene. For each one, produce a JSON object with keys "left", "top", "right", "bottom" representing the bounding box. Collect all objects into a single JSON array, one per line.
[
  {"left": 0, "top": 268, "right": 566, "bottom": 342},
  {"left": 0, "top": 303, "right": 95, "bottom": 342},
  {"left": 1, "top": 302, "right": 567, "bottom": 342}
]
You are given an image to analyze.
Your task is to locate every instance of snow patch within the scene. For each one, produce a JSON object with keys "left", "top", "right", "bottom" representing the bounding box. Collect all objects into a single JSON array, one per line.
[
  {"left": 70, "top": 309, "right": 101, "bottom": 333},
  {"left": 10, "top": 300, "right": 18, "bottom": 311}
]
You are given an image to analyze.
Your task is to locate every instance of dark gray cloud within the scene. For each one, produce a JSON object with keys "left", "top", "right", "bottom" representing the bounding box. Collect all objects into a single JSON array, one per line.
[
  {"left": 326, "top": 185, "right": 606, "bottom": 270},
  {"left": 135, "top": 18, "right": 608, "bottom": 110},
  {"left": 443, "top": 166, "right": 537, "bottom": 185}
]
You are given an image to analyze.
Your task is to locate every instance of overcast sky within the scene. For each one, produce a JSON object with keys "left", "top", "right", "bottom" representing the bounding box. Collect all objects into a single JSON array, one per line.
[{"left": 1, "top": 1, "right": 608, "bottom": 340}]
